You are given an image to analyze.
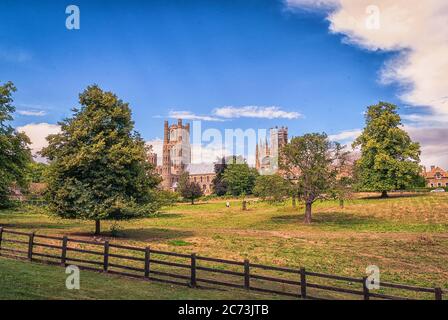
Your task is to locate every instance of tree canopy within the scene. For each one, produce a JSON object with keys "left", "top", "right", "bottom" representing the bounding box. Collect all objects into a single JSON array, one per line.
[
  {"left": 281, "top": 133, "right": 349, "bottom": 224},
  {"left": 0, "top": 81, "right": 32, "bottom": 208},
  {"left": 253, "top": 174, "right": 290, "bottom": 203},
  {"left": 222, "top": 161, "right": 259, "bottom": 196},
  {"left": 353, "top": 102, "right": 421, "bottom": 197},
  {"left": 26, "top": 162, "right": 48, "bottom": 183},
  {"left": 177, "top": 172, "right": 203, "bottom": 204},
  {"left": 41, "top": 85, "right": 162, "bottom": 234}
]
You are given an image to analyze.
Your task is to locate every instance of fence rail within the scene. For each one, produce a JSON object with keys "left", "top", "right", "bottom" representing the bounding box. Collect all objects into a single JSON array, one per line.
[{"left": 0, "top": 227, "right": 444, "bottom": 300}]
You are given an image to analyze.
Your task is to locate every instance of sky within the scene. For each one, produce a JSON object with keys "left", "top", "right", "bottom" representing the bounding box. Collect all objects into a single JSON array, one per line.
[{"left": 1, "top": 0, "right": 447, "bottom": 167}]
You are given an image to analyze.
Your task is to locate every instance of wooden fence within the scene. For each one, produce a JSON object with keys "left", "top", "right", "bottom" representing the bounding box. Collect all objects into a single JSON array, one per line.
[{"left": 0, "top": 227, "right": 444, "bottom": 300}]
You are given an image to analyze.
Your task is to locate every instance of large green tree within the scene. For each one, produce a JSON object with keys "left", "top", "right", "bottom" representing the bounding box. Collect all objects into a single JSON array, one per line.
[
  {"left": 281, "top": 133, "right": 349, "bottom": 224},
  {"left": 353, "top": 102, "right": 421, "bottom": 198},
  {"left": 222, "top": 161, "right": 259, "bottom": 196},
  {"left": 41, "top": 85, "right": 161, "bottom": 234},
  {"left": 0, "top": 81, "right": 32, "bottom": 207}
]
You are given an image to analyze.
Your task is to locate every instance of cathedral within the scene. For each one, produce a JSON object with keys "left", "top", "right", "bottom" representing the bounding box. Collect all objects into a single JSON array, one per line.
[
  {"left": 148, "top": 119, "right": 215, "bottom": 194},
  {"left": 148, "top": 120, "right": 289, "bottom": 194},
  {"left": 255, "top": 126, "right": 288, "bottom": 175}
]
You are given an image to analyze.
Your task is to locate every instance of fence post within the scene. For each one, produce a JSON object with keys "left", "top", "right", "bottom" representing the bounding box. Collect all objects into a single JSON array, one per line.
[
  {"left": 28, "top": 232, "right": 35, "bottom": 261},
  {"left": 362, "top": 277, "right": 370, "bottom": 300},
  {"left": 435, "top": 288, "right": 443, "bottom": 300},
  {"left": 300, "top": 268, "right": 307, "bottom": 299},
  {"left": 244, "top": 259, "right": 250, "bottom": 290},
  {"left": 190, "top": 253, "right": 197, "bottom": 288},
  {"left": 0, "top": 227, "right": 3, "bottom": 254},
  {"left": 61, "top": 236, "right": 68, "bottom": 266},
  {"left": 144, "top": 246, "right": 151, "bottom": 278},
  {"left": 103, "top": 240, "right": 110, "bottom": 272}
]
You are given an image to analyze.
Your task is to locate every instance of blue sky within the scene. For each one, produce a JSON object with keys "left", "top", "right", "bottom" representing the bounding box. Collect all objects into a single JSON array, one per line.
[{"left": 1, "top": 0, "right": 447, "bottom": 166}]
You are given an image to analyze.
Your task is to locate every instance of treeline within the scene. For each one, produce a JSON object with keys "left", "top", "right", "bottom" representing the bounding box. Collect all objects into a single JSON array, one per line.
[
  {"left": 1, "top": 80, "right": 425, "bottom": 231},
  {"left": 193, "top": 102, "right": 424, "bottom": 224}
]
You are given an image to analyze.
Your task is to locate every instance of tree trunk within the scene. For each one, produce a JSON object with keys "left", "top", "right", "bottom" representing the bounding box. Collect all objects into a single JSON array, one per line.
[
  {"left": 381, "top": 191, "right": 388, "bottom": 198},
  {"left": 304, "top": 202, "right": 312, "bottom": 224},
  {"left": 339, "top": 199, "right": 344, "bottom": 209},
  {"left": 242, "top": 200, "right": 247, "bottom": 211},
  {"left": 95, "top": 220, "right": 101, "bottom": 235},
  {"left": 292, "top": 195, "right": 297, "bottom": 209}
]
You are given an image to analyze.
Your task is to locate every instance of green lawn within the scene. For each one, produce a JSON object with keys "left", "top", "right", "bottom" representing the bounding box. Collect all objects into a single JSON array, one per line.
[
  {"left": 0, "top": 257, "right": 276, "bottom": 300},
  {"left": 1, "top": 192, "right": 447, "bottom": 298}
]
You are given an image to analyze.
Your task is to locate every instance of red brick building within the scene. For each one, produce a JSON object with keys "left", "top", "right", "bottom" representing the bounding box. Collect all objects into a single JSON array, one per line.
[{"left": 423, "top": 166, "right": 448, "bottom": 188}]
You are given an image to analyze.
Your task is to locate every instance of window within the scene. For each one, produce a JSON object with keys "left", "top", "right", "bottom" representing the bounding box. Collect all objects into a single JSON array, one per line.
[
  {"left": 431, "top": 183, "right": 434, "bottom": 187},
  {"left": 438, "top": 183, "right": 442, "bottom": 187},
  {"left": 435, "top": 172, "right": 442, "bottom": 179}
]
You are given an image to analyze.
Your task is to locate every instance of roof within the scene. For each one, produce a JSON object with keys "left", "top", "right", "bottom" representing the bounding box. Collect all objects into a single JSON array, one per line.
[
  {"left": 185, "top": 163, "right": 215, "bottom": 175},
  {"left": 424, "top": 166, "right": 447, "bottom": 178}
]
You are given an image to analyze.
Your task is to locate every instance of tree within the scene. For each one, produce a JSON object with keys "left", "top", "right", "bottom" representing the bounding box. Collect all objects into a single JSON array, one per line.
[
  {"left": 353, "top": 102, "right": 421, "bottom": 198},
  {"left": 27, "top": 161, "right": 48, "bottom": 183},
  {"left": 0, "top": 81, "right": 32, "bottom": 208},
  {"left": 41, "top": 85, "right": 162, "bottom": 235},
  {"left": 253, "top": 174, "right": 290, "bottom": 203},
  {"left": 333, "top": 176, "right": 353, "bottom": 209},
  {"left": 177, "top": 172, "right": 203, "bottom": 204},
  {"left": 222, "top": 161, "right": 259, "bottom": 196},
  {"left": 281, "top": 133, "right": 349, "bottom": 224},
  {"left": 212, "top": 157, "right": 228, "bottom": 196}
]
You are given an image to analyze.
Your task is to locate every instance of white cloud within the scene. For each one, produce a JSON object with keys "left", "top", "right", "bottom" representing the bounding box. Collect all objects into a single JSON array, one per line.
[
  {"left": 213, "top": 106, "right": 302, "bottom": 119},
  {"left": 145, "top": 138, "right": 164, "bottom": 165},
  {"left": 168, "top": 111, "right": 224, "bottom": 122},
  {"left": 16, "top": 123, "right": 61, "bottom": 163},
  {"left": 286, "top": 0, "right": 448, "bottom": 117},
  {"left": 328, "top": 129, "right": 361, "bottom": 142},
  {"left": 16, "top": 110, "right": 47, "bottom": 116},
  {"left": 191, "top": 143, "right": 233, "bottom": 164},
  {"left": 329, "top": 126, "right": 448, "bottom": 169},
  {"left": 405, "top": 126, "right": 448, "bottom": 169},
  {"left": 164, "top": 106, "right": 302, "bottom": 121}
]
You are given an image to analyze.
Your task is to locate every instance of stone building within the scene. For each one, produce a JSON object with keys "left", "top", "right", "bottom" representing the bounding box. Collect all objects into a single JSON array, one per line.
[
  {"left": 148, "top": 119, "right": 216, "bottom": 194},
  {"left": 423, "top": 166, "right": 448, "bottom": 188},
  {"left": 255, "top": 126, "right": 288, "bottom": 174}
]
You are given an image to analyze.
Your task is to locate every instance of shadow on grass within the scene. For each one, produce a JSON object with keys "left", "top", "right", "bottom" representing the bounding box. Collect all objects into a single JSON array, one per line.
[
  {"left": 358, "top": 193, "right": 427, "bottom": 200},
  {"left": 271, "top": 211, "right": 381, "bottom": 228},
  {"left": 85, "top": 228, "right": 195, "bottom": 241},
  {"left": 0, "top": 222, "right": 79, "bottom": 230}
]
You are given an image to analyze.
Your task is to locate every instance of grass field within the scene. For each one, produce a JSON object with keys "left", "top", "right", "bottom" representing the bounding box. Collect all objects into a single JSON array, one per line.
[
  {"left": 1, "top": 192, "right": 447, "bottom": 299},
  {"left": 0, "top": 257, "right": 274, "bottom": 300}
]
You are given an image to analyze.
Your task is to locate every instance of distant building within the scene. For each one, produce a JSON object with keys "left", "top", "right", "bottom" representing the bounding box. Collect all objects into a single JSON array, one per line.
[
  {"left": 423, "top": 166, "right": 448, "bottom": 188},
  {"left": 255, "top": 126, "right": 288, "bottom": 174},
  {"left": 148, "top": 119, "right": 216, "bottom": 194},
  {"left": 185, "top": 163, "right": 216, "bottom": 195}
]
